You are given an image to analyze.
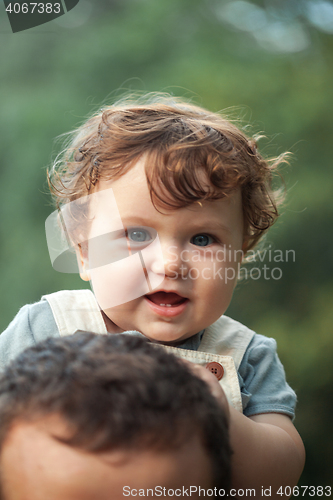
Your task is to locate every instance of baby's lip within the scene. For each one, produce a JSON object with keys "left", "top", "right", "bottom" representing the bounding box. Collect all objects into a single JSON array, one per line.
[
  {"left": 145, "top": 289, "right": 187, "bottom": 299},
  {"left": 145, "top": 290, "right": 188, "bottom": 306}
]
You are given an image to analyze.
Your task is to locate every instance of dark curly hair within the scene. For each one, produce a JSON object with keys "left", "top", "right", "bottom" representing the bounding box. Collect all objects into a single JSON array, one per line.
[
  {"left": 48, "top": 94, "right": 288, "bottom": 252},
  {"left": 0, "top": 331, "right": 231, "bottom": 492}
]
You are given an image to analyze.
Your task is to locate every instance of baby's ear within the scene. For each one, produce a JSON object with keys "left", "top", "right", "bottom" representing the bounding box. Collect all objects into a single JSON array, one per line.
[{"left": 76, "top": 243, "right": 91, "bottom": 281}]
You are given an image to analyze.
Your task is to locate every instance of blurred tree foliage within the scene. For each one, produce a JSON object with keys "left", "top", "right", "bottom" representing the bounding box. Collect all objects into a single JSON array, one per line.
[{"left": 0, "top": 0, "right": 332, "bottom": 490}]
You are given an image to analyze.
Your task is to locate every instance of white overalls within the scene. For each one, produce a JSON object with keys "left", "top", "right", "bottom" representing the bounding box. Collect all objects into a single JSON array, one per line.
[{"left": 43, "top": 290, "right": 254, "bottom": 413}]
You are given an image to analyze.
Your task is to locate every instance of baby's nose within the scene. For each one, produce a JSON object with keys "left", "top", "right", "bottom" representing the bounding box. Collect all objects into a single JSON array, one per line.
[{"left": 151, "top": 244, "right": 187, "bottom": 278}]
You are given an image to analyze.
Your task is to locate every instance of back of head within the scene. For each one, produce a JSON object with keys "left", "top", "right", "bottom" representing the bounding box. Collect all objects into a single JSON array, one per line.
[{"left": 0, "top": 332, "right": 231, "bottom": 491}]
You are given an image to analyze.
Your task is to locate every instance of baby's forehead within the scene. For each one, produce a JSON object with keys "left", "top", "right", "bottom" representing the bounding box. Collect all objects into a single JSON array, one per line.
[
  {"left": 89, "top": 184, "right": 243, "bottom": 237},
  {"left": 97, "top": 151, "right": 240, "bottom": 207},
  {"left": 61, "top": 149, "right": 243, "bottom": 241}
]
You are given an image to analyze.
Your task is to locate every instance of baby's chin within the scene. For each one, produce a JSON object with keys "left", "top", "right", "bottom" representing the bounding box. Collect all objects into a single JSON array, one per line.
[
  {"left": 135, "top": 325, "right": 195, "bottom": 345},
  {"left": 115, "top": 321, "right": 192, "bottom": 345},
  {"left": 102, "top": 306, "right": 196, "bottom": 344}
]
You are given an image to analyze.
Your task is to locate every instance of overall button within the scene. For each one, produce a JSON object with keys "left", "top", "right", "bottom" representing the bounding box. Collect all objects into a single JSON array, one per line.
[{"left": 205, "top": 362, "right": 224, "bottom": 380}]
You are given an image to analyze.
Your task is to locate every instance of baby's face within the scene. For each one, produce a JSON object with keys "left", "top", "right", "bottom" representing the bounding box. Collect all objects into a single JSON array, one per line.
[{"left": 80, "top": 158, "right": 244, "bottom": 343}]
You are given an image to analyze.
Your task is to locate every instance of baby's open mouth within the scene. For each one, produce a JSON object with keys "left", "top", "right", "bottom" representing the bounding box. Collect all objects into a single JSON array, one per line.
[{"left": 145, "top": 291, "right": 187, "bottom": 307}]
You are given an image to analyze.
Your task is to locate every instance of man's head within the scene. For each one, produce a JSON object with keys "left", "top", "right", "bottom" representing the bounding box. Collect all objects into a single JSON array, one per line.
[{"left": 0, "top": 332, "right": 231, "bottom": 499}]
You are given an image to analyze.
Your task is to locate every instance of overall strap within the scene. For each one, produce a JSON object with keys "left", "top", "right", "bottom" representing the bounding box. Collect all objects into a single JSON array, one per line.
[
  {"left": 164, "top": 316, "right": 255, "bottom": 413},
  {"left": 199, "top": 315, "right": 255, "bottom": 369},
  {"left": 42, "top": 290, "right": 107, "bottom": 337},
  {"left": 163, "top": 346, "right": 244, "bottom": 412}
]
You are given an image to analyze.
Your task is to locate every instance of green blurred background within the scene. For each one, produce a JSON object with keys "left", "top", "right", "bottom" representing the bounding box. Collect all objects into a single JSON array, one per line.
[{"left": 1, "top": 0, "right": 332, "bottom": 492}]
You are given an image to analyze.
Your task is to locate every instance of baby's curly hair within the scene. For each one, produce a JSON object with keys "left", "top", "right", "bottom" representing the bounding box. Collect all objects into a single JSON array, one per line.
[{"left": 48, "top": 94, "right": 287, "bottom": 252}]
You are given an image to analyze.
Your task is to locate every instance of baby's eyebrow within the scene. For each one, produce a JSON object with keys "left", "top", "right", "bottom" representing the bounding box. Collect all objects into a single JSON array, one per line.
[
  {"left": 190, "top": 221, "right": 232, "bottom": 234},
  {"left": 120, "top": 216, "right": 151, "bottom": 225},
  {"left": 119, "top": 215, "right": 232, "bottom": 235}
]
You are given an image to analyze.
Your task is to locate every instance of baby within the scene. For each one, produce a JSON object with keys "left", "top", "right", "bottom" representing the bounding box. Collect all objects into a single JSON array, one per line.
[{"left": 1, "top": 95, "right": 305, "bottom": 496}]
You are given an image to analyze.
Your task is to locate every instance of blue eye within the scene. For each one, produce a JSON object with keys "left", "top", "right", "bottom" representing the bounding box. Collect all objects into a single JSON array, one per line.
[
  {"left": 191, "top": 234, "right": 214, "bottom": 247},
  {"left": 127, "top": 228, "right": 152, "bottom": 243}
]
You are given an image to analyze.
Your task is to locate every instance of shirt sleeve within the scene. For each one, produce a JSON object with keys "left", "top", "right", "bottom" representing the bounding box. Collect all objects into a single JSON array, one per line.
[
  {"left": 0, "top": 300, "right": 59, "bottom": 370},
  {"left": 238, "top": 333, "right": 297, "bottom": 419}
]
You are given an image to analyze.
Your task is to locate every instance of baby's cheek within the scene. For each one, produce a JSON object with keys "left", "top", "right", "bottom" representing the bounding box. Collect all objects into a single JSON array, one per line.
[
  {"left": 191, "top": 259, "right": 236, "bottom": 284},
  {"left": 90, "top": 255, "right": 150, "bottom": 310},
  {"left": 196, "top": 263, "right": 237, "bottom": 311}
]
